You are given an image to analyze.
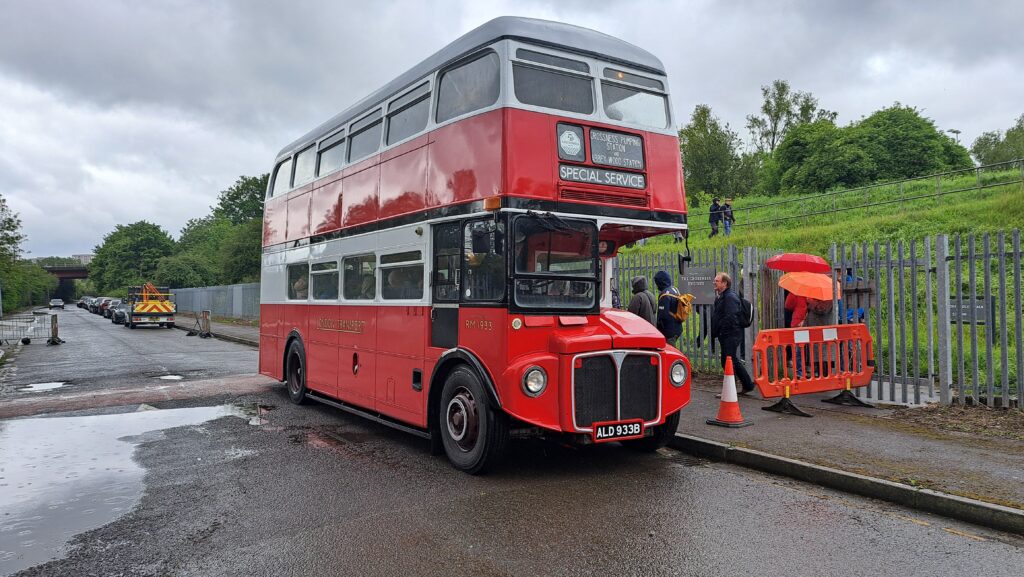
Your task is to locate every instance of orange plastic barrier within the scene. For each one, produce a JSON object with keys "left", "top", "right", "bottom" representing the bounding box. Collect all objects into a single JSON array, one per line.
[{"left": 751, "top": 324, "right": 874, "bottom": 403}]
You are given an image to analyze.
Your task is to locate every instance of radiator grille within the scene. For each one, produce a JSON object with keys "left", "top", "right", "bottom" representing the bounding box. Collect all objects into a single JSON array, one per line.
[
  {"left": 573, "top": 352, "right": 660, "bottom": 429},
  {"left": 619, "top": 355, "right": 659, "bottom": 421},
  {"left": 573, "top": 356, "right": 617, "bottom": 426}
]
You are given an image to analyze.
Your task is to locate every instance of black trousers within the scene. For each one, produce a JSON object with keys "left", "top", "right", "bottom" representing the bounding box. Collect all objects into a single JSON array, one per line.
[{"left": 718, "top": 334, "right": 755, "bottom": 391}]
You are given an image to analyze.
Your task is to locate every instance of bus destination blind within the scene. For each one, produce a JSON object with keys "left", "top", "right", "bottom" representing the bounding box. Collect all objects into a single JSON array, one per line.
[{"left": 558, "top": 164, "right": 646, "bottom": 190}]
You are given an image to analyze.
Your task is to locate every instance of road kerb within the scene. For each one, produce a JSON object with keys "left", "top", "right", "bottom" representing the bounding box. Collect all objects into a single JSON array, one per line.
[
  {"left": 670, "top": 433, "right": 1024, "bottom": 536},
  {"left": 171, "top": 324, "right": 258, "bottom": 348}
]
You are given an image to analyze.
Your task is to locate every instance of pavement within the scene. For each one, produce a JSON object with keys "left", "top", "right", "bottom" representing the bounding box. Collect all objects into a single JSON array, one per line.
[{"left": 199, "top": 317, "right": 1024, "bottom": 533}]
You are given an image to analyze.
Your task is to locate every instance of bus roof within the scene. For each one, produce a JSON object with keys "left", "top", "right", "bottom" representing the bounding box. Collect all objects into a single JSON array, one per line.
[{"left": 277, "top": 16, "right": 666, "bottom": 159}]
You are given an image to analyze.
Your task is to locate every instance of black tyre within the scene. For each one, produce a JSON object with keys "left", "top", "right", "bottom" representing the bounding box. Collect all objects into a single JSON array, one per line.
[
  {"left": 438, "top": 365, "right": 508, "bottom": 475},
  {"left": 128, "top": 321, "right": 135, "bottom": 329},
  {"left": 285, "top": 339, "right": 308, "bottom": 405},
  {"left": 167, "top": 323, "right": 175, "bottom": 329},
  {"left": 625, "top": 411, "right": 681, "bottom": 453}
]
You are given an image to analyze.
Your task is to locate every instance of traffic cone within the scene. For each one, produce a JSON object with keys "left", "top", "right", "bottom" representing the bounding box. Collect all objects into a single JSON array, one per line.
[{"left": 707, "top": 357, "right": 752, "bottom": 428}]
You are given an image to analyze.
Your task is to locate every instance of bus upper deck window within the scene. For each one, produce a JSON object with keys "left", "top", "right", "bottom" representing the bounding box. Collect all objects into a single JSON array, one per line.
[
  {"left": 513, "top": 63, "right": 594, "bottom": 115},
  {"left": 436, "top": 52, "right": 500, "bottom": 123},
  {"left": 601, "top": 82, "right": 668, "bottom": 129},
  {"left": 270, "top": 158, "right": 293, "bottom": 197}
]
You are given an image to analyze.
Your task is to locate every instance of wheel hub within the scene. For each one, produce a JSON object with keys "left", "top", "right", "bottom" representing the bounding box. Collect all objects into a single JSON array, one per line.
[{"left": 446, "top": 388, "right": 479, "bottom": 451}]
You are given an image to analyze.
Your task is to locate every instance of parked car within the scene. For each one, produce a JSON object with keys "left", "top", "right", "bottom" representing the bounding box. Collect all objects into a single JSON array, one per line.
[
  {"left": 112, "top": 301, "right": 130, "bottom": 325},
  {"left": 103, "top": 299, "right": 121, "bottom": 318},
  {"left": 49, "top": 299, "right": 64, "bottom": 309},
  {"left": 78, "top": 296, "right": 92, "bottom": 308},
  {"left": 91, "top": 297, "right": 112, "bottom": 314}
]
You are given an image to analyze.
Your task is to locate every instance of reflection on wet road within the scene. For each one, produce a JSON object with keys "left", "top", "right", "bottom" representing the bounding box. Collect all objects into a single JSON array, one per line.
[{"left": 0, "top": 406, "right": 244, "bottom": 576}]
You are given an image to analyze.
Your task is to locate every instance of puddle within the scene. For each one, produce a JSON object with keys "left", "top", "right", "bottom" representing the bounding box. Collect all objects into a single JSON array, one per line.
[
  {"left": 154, "top": 375, "right": 183, "bottom": 381},
  {"left": 16, "top": 382, "right": 66, "bottom": 393},
  {"left": 0, "top": 405, "right": 244, "bottom": 574}
]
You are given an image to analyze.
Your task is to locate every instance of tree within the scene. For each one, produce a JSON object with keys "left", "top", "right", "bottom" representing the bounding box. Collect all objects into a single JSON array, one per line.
[
  {"left": 775, "top": 119, "right": 875, "bottom": 193},
  {"left": 0, "top": 194, "right": 25, "bottom": 264},
  {"left": 970, "top": 114, "right": 1024, "bottom": 165},
  {"left": 219, "top": 219, "right": 263, "bottom": 284},
  {"left": 746, "top": 80, "right": 835, "bottom": 154},
  {"left": 154, "top": 253, "right": 219, "bottom": 288},
  {"left": 90, "top": 221, "right": 175, "bottom": 293},
  {"left": 679, "top": 104, "right": 742, "bottom": 197},
  {"left": 213, "top": 174, "right": 269, "bottom": 224},
  {"left": 854, "top": 104, "right": 972, "bottom": 180}
]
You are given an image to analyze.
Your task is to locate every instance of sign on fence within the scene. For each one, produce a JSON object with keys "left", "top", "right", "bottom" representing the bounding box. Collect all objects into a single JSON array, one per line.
[
  {"left": 948, "top": 296, "right": 995, "bottom": 325},
  {"left": 680, "top": 267, "right": 717, "bottom": 305}
]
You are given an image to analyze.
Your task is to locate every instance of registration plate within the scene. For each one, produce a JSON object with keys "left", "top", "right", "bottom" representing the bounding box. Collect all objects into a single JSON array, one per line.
[{"left": 591, "top": 419, "right": 645, "bottom": 443}]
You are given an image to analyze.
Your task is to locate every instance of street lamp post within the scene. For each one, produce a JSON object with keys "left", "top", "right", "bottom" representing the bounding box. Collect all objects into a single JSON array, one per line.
[{"left": 947, "top": 128, "right": 961, "bottom": 144}]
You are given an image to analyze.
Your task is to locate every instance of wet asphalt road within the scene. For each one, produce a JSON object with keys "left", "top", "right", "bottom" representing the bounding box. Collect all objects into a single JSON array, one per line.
[
  {"left": 2, "top": 308, "right": 1023, "bottom": 576},
  {"left": 0, "top": 307, "right": 257, "bottom": 393}
]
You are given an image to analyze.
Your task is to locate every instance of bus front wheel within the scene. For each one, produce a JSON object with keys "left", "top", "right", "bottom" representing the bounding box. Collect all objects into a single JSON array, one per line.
[
  {"left": 285, "top": 340, "right": 308, "bottom": 405},
  {"left": 439, "top": 366, "right": 508, "bottom": 475}
]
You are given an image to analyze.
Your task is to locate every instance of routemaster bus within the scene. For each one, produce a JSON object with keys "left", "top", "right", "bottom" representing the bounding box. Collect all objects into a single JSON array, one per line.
[{"left": 260, "top": 16, "right": 691, "bottom": 474}]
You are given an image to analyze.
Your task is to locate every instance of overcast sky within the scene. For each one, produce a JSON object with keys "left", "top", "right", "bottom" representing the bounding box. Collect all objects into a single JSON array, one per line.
[{"left": 1, "top": 0, "right": 1020, "bottom": 257}]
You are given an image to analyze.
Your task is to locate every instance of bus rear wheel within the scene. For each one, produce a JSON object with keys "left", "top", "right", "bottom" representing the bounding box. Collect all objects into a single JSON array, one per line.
[
  {"left": 439, "top": 365, "right": 508, "bottom": 475},
  {"left": 625, "top": 411, "right": 680, "bottom": 453},
  {"left": 285, "top": 340, "right": 308, "bottom": 405}
]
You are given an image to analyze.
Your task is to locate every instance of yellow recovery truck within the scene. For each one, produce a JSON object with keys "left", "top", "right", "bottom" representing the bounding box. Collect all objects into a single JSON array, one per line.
[{"left": 125, "top": 283, "right": 176, "bottom": 329}]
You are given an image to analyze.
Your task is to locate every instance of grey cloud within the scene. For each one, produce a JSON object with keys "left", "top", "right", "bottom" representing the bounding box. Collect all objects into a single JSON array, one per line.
[{"left": 0, "top": 0, "right": 1021, "bottom": 257}]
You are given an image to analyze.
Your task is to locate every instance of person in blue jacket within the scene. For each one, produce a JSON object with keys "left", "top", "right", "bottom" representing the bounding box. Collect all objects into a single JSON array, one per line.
[{"left": 654, "top": 270, "right": 682, "bottom": 348}]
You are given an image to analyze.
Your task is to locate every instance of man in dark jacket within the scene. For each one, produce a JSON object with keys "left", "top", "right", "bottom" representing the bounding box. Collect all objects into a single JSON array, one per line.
[
  {"left": 708, "top": 198, "right": 722, "bottom": 238},
  {"left": 627, "top": 276, "right": 656, "bottom": 325},
  {"left": 711, "top": 272, "right": 755, "bottom": 394},
  {"left": 654, "top": 270, "right": 682, "bottom": 347}
]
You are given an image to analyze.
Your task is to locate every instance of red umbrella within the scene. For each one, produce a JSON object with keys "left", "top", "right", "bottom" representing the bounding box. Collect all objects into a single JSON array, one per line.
[{"left": 766, "top": 253, "right": 831, "bottom": 274}]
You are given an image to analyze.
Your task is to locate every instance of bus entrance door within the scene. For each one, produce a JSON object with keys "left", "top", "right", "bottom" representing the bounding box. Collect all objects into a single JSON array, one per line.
[{"left": 431, "top": 223, "right": 461, "bottom": 348}]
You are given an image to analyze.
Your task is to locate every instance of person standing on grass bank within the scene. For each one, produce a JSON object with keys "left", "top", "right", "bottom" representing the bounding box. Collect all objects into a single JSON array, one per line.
[
  {"left": 627, "top": 276, "right": 657, "bottom": 325},
  {"left": 708, "top": 198, "right": 722, "bottom": 238},
  {"left": 654, "top": 271, "right": 682, "bottom": 348},
  {"left": 711, "top": 272, "right": 756, "bottom": 394},
  {"left": 722, "top": 198, "right": 735, "bottom": 237}
]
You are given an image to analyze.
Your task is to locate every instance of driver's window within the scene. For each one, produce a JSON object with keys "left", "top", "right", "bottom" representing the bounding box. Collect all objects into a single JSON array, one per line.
[
  {"left": 463, "top": 220, "right": 505, "bottom": 301},
  {"left": 432, "top": 223, "right": 461, "bottom": 302}
]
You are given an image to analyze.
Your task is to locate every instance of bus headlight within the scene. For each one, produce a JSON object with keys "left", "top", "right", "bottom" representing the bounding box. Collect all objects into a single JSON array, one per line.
[
  {"left": 670, "top": 361, "right": 687, "bottom": 387},
  {"left": 522, "top": 366, "right": 547, "bottom": 397}
]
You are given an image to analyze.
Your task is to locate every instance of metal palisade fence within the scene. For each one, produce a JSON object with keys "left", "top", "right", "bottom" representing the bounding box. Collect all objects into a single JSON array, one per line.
[
  {"left": 614, "top": 229, "right": 1022, "bottom": 409},
  {"left": 172, "top": 283, "right": 260, "bottom": 320},
  {"left": 613, "top": 247, "right": 783, "bottom": 375}
]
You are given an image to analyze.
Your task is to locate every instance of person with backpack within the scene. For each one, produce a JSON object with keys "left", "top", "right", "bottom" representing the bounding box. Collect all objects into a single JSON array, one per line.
[
  {"left": 627, "top": 276, "right": 657, "bottom": 325},
  {"left": 708, "top": 198, "right": 722, "bottom": 238},
  {"left": 722, "top": 198, "right": 735, "bottom": 237},
  {"left": 653, "top": 271, "right": 683, "bottom": 347},
  {"left": 711, "top": 272, "right": 756, "bottom": 394}
]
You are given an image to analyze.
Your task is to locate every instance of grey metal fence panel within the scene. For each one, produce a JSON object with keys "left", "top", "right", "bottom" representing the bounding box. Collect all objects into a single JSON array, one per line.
[{"left": 171, "top": 283, "right": 260, "bottom": 320}]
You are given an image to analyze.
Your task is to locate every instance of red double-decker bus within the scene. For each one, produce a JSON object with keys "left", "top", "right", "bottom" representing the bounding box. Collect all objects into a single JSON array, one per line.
[{"left": 260, "top": 16, "right": 691, "bottom": 473}]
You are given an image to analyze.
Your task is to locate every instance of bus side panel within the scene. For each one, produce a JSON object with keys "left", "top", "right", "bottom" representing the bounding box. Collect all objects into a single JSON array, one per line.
[
  {"left": 285, "top": 184, "right": 313, "bottom": 242},
  {"left": 646, "top": 132, "right": 687, "bottom": 214},
  {"left": 503, "top": 109, "right": 556, "bottom": 200},
  {"left": 341, "top": 165, "right": 380, "bottom": 227},
  {"left": 427, "top": 109, "right": 503, "bottom": 206},
  {"left": 263, "top": 197, "right": 287, "bottom": 247},
  {"left": 375, "top": 305, "right": 428, "bottom": 426},
  {"left": 457, "top": 307, "right": 508, "bottom": 401},
  {"left": 336, "top": 305, "right": 377, "bottom": 407},
  {"left": 310, "top": 174, "right": 343, "bottom": 235},
  {"left": 379, "top": 139, "right": 428, "bottom": 221},
  {"left": 306, "top": 305, "right": 339, "bottom": 398},
  {"left": 259, "top": 303, "right": 282, "bottom": 380}
]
